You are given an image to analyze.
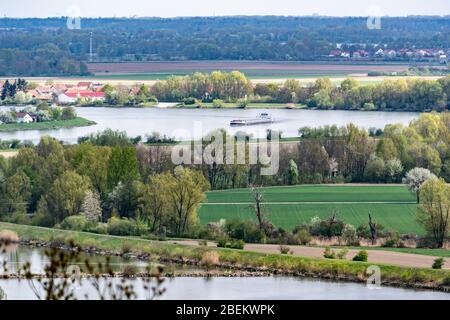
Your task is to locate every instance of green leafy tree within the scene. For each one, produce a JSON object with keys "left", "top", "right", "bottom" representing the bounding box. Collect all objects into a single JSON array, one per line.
[
  {"left": 166, "top": 167, "right": 209, "bottom": 235},
  {"left": 106, "top": 180, "right": 140, "bottom": 219},
  {"left": 1, "top": 172, "right": 31, "bottom": 217},
  {"left": 417, "top": 177, "right": 450, "bottom": 248},
  {"left": 107, "top": 147, "right": 139, "bottom": 189},
  {"left": 38, "top": 171, "right": 91, "bottom": 224},
  {"left": 364, "top": 154, "right": 386, "bottom": 182},
  {"left": 61, "top": 106, "right": 77, "bottom": 120},
  {"left": 137, "top": 175, "right": 169, "bottom": 233},
  {"left": 70, "top": 144, "right": 112, "bottom": 195}
]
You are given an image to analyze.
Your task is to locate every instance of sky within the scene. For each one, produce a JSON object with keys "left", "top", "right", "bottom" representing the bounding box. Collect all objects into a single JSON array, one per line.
[{"left": 1, "top": 0, "right": 449, "bottom": 18}]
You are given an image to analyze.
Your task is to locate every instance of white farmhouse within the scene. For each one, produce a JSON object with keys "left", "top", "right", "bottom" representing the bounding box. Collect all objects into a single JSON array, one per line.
[
  {"left": 16, "top": 112, "right": 34, "bottom": 123},
  {"left": 57, "top": 93, "right": 77, "bottom": 104}
]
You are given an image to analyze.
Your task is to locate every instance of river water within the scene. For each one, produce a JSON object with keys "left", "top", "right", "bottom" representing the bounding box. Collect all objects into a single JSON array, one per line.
[
  {"left": 0, "top": 247, "right": 448, "bottom": 300},
  {"left": 0, "top": 106, "right": 419, "bottom": 144}
]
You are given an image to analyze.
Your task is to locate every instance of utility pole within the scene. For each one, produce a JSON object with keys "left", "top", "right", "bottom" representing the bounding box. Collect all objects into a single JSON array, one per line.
[{"left": 89, "top": 32, "right": 93, "bottom": 62}]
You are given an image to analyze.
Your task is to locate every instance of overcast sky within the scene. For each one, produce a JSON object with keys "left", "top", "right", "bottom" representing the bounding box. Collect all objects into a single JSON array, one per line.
[{"left": 1, "top": 0, "right": 449, "bottom": 18}]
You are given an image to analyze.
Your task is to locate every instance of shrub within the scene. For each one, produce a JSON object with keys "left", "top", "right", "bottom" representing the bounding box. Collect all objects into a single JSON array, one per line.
[
  {"left": 230, "top": 240, "right": 245, "bottom": 250},
  {"left": 134, "top": 219, "right": 149, "bottom": 236},
  {"left": 182, "top": 97, "right": 197, "bottom": 105},
  {"left": 201, "top": 251, "right": 220, "bottom": 269},
  {"left": 279, "top": 245, "right": 292, "bottom": 255},
  {"left": 323, "top": 247, "right": 336, "bottom": 259},
  {"left": 93, "top": 223, "right": 108, "bottom": 235},
  {"left": 60, "top": 215, "right": 89, "bottom": 231},
  {"left": 417, "top": 236, "right": 442, "bottom": 249},
  {"left": 337, "top": 248, "right": 349, "bottom": 260},
  {"left": 356, "top": 224, "right": 371, "bottom": 239},
  {"left": 217, "top": 238, "right": 245, "bottom": 250},
  {"left": 31, "top": 211, "right": 53, "bottom": 228},
  {"left": 356, "top": 222, "right": 386, "bottom": 240},
  {"left": 310, "top": 214, "right": 345, "bottom": 238},
  {"left": 7, "top": 213, "right": 31, "bottom": 225},
  {"left": 212, "top": 99, "right": 224, "bottom": 108},
  {"left": 107, "top": 217, "right": 135, "bottom": 236},
  {"left": 382, "top": 231, "right": 405, "bottom": 248},
  {"left": 121, "top": 242, "right": 133, "bottom": 255},
  {"left": 295, "top": 229, "right": 312, "bottom": 245},
  {"left": 342, "top": 224, "right": 359, "bottom": 246},
  {"left": 225, "top": 218, "right": 264, "bottom": 243},
  {"left": 352, "top": 250, "right": 368, "bottom": 262},
  {"left": 277, "top": 229, "right": 299, "bottom": 245},
  {"left": 432, "top": 258, "right": 445, "bottom": 269},
  {"left": 217, "top": 237, "right": 228, "bottom": 248}
]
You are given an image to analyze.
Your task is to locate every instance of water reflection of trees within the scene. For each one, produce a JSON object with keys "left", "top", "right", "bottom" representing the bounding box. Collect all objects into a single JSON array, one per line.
[{"left": 1, "top": 235, "right": 167, "bottom": 300}]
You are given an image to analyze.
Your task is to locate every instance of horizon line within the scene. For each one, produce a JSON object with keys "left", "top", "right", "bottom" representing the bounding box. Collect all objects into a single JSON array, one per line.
[{"left": 1, "top": 14, "right": 450, "bottom": 19}]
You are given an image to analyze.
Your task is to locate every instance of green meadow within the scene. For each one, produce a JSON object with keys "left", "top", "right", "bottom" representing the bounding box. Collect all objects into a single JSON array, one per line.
[{"left": 199, "top": 185, "right": 422, "bottom": 234}]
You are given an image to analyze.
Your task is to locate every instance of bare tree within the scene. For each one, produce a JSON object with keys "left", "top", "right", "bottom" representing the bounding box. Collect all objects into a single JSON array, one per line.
[
  {"left": 368, "top": 213, "right": 378, "bottom": 246},
  {"left": 250, "top": 185, "right": 266, "bottom": 232}
]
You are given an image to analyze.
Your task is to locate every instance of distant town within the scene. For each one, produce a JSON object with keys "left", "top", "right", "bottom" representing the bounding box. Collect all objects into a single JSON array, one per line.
[{"left": 327, "top": 47, "right": 448, "bottom": 64}]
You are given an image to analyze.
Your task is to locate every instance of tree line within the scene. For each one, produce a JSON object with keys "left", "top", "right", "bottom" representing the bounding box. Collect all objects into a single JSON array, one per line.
[
  {"left": 0, "top": 16, "right": 448, "bottom": 76},
  {"left": 148, "top": 73, "right": 450, "bottom": 112}
]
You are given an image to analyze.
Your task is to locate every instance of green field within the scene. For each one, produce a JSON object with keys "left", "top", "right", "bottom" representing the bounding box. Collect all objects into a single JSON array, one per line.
[
  {"left": 0, "top": 117, "right": 96, "bottom": 132},
  {"left": 199, "top": 185, "right": 422, "bottom": 234},
  {"left": 90, "top": 70, "right": 359, "bottom": 80}
]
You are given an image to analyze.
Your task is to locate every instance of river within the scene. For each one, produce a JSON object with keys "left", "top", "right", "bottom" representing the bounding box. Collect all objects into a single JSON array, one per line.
[
  {"left": 0, "top": 247, "right": 448, "bottom": 300},
  {"left": 0, "top": 106, "right": 419, "bottom": 144}
]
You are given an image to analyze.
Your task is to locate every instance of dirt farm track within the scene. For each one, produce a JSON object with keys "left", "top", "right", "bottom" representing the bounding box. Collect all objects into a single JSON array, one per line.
[
  {"left": 86, "top": 61, "right": 411, "bottom": 74},
  {"left": 2, "top": 61, "right": 445, "bottom": 86}
]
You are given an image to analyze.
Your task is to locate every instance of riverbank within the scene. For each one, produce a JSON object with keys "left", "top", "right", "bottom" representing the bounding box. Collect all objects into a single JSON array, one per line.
[
  {"left": 1, "top": 222, "right": 449, "bottom": 292},
  {"left": 169, "top": 239, "right": 450, "bottom": 268},
  {"left": 0, "top": 117, "right": 96, "bottom": 132},
  {"left": 172, "top": 102, "right": 306, "bottom": 109}
]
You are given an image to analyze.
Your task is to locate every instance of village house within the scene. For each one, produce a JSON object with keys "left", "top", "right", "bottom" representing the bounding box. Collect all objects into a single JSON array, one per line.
[
  {"left": 375, "top": 48, "right": 384, "bottom": 57},
  {"left": 52, "top": 83, "right": 68, "bottom": 94},
  {"left": 15, "top": 112, "right": 34, "bottom": 123},
  {"left": 384, "top": 49, "right": 397, "bottom": 59},
  {"left": 28, "top": 89, "right": 53, "bottom": 101},
  {"left": 58, "top": 91, "right": 106, "bottom": 104}
]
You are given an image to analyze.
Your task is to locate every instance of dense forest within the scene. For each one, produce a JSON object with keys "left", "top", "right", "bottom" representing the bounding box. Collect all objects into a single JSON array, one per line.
[{"left": 0, "top": 16, "right": 449, "bottom": 76}]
